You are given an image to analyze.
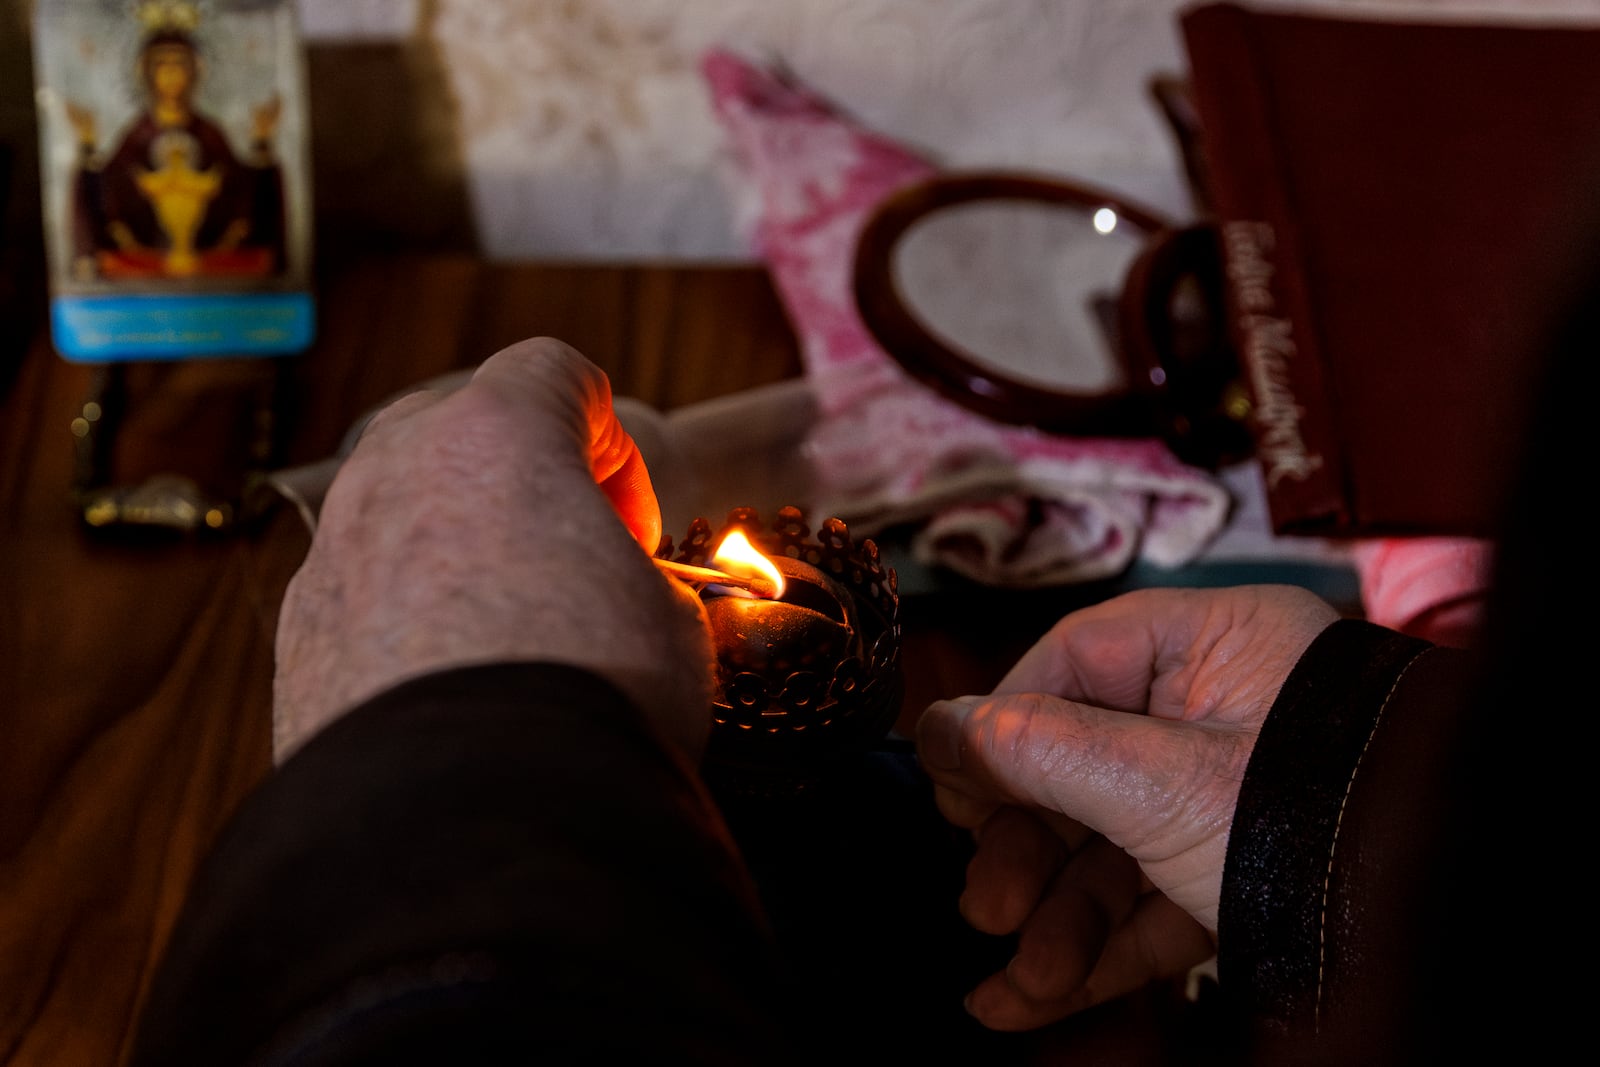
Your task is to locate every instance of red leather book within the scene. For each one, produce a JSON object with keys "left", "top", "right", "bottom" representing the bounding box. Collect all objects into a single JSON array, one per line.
[{"left": 1179, "top": 1, "right": 1600, "bottom": 537}]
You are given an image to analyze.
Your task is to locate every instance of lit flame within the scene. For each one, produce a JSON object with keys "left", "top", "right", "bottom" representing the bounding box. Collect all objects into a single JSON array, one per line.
[{"left": 711, "top": 530, "right": 785, "bottom": 599}]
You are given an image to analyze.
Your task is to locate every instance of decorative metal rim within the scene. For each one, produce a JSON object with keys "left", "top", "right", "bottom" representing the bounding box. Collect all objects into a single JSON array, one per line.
[{"left": 660, "top": 506, "right": 902, "bottom": 750}]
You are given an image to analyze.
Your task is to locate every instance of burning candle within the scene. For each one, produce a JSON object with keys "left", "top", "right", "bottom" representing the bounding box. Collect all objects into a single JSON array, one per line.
[
  {"left": 702, "top": 529, "right": 861, "bottom": 678},
  {"left": 660, "top": 507, "right": 901, "bottom": 789},
  {"left": 705, "top": 530, "right": 787, "bottom": 600}
]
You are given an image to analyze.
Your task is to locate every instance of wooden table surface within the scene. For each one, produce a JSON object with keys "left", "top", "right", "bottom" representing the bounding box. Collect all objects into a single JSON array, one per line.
[{"left": 0, "top": 251, "right": 1201, "bottom": 1067}]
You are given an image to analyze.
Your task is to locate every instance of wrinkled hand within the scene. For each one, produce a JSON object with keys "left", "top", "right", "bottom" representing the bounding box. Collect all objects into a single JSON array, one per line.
[
  {"left": 274, "top": 338, "right": 715, "bottom": 764},
  {"left": 916, "top": 585, "right": 1339, "bottom": 1031}
]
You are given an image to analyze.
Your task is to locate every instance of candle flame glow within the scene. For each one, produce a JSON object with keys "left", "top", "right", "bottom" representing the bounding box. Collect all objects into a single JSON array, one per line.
[{"left": 711, "top": 530, "right": 786, "bottom": 599}]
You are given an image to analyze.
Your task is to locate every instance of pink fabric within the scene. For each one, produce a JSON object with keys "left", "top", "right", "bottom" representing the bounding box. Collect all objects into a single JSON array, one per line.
[
  {"left": 702, "top": 49, "right": 1230, "bottom": 587},
  {"left": 1354, "top": 537, "right": 1494, "bottom": 648}
]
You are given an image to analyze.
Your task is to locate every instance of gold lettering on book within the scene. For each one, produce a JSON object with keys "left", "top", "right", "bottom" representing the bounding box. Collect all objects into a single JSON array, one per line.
[{"left": 1222, "top": 221, "right": 1323, "bottom": 488}]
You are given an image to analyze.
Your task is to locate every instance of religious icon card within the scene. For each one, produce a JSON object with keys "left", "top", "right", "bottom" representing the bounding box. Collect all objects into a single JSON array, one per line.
[{"left": 32, "top": 0, "right": 314, "bottom": 361}]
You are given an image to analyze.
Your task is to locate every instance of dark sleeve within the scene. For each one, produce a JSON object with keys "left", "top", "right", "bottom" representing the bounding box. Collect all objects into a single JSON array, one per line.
[
  {"left": 129, "top": 663, "right": 806, "bottom": 1067},
  {"left": 1218, "top": 619, "right": 1477, "bottom": 1064},
  {"left": 1215, "top": 138, "right": 1597, "bottom": 1066}
]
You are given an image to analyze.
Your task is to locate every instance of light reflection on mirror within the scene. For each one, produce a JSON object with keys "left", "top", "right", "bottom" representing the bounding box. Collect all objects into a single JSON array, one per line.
[{"left": 889, "top": 200, "right": 1146, "bottom": 395}]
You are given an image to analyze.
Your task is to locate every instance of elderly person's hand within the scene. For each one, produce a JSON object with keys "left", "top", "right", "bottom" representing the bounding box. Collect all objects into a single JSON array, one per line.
[
  {"left": 273, "top": 338, "right": 715, "bottom": 764},
  {"left": 916, "top": 584, "right": 1339, "bottom": 1031}
]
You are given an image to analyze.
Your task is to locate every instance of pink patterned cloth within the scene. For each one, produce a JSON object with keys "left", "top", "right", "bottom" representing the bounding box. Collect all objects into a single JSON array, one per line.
[
  {"left": 1354, "top": 537, "right": 1494, "bottom": 649},
  {"left": 702, "top": 49, "right": 1230, "bottom": 586}
]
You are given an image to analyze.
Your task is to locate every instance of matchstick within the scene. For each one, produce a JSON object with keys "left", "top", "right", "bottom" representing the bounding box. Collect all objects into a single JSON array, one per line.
[{"left": 652, "top": 557, "right": 778, "bottom": 599}]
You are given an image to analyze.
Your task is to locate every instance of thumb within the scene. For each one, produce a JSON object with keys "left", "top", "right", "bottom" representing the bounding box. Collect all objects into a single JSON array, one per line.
[
  {"left": 472, "top": 338, "right": 663, "bottom": 551},
  {"left": 917, "top": 694, "right": 1247, "bottom": 928},
  {"left": 586, "top": 398, "right": 663, "bottom": 553},
  {"left": 916, "top": 694, "right": 1189, "bottom": 824}
]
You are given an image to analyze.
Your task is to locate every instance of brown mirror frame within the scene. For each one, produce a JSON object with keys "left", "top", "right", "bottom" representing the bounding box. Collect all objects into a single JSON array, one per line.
[{"left": 852, "top": 171, "right": 1178, "bottom": 438}]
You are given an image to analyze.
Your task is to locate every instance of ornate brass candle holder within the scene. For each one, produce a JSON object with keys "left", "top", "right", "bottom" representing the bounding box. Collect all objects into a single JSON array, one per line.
[{"left": 659, "top": 505, "right": 902, "bottom": 794}]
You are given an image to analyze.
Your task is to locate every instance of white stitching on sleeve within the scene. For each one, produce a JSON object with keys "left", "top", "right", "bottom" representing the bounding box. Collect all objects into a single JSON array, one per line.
[{"left": 1313, "top": 647, "right": 1429, "bottom": 1031}]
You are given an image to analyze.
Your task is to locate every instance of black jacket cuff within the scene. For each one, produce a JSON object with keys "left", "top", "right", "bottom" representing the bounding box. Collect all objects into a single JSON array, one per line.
[{"left": 1219, "top": 619, "right": 1473, "bottom": 1053}]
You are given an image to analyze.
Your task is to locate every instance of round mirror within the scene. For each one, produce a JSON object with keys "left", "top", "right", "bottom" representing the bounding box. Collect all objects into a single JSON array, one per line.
[
  {"left": 890, "top": 195, "right": 1152, "bottom": 397},
  {"left": 853, "top": 172, "right": 1254, "bottom": 468},
  {"left": 854, "top": 173, "right": 1174, "bottom": 437}
]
